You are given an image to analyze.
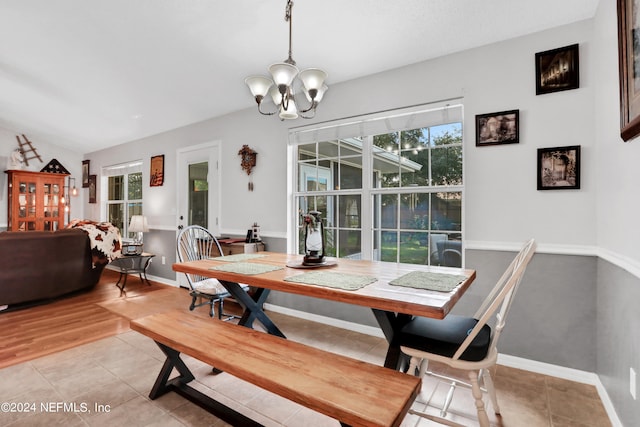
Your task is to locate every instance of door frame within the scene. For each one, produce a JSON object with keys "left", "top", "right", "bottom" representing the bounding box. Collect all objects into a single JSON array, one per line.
[{"left": 176, "top": 141, "right": 222, "bottom": 234}]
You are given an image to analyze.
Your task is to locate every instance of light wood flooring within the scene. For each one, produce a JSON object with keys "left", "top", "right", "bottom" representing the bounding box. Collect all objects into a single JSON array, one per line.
[{"left": 0, "top": 269, "right": 612, "bottom": 426}]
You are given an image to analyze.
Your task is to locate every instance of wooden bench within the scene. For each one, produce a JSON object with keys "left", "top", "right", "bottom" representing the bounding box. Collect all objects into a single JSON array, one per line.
[{"left": 131, "top": 310, "right": 421, "bottom": 427}]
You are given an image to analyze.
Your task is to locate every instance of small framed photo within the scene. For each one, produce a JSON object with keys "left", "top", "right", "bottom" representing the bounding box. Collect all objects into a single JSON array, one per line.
[
  {"left": 475, "top": 110, "right": 519, "bottom": 146},
  {"left": 82, "top": 160, "right": 90, "bottom": 188},
  {"left": 535, "top": 43, "right": 580, "bottom": 95},
  {"left": 150, "top": 155, "right": 164, "bottom": 187},
  {"left": 88, "top": 174, "right": 97, "bottom": 203},
  {"left": 537, "top": 145, "right": 581, "bottom": 190}
]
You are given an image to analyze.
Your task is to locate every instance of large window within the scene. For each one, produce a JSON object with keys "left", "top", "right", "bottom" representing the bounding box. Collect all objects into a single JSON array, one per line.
[
  {"left": 104, "top": 161, "right": 143, "bottom": 239},
  {"left": 292, "top": 102, "right": 463, "bottom": 266}
]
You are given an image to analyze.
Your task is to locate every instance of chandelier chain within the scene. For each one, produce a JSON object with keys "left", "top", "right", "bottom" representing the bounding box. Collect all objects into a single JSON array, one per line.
[{"left": 285, "top": 0, "right": 295, "bottom": 66}]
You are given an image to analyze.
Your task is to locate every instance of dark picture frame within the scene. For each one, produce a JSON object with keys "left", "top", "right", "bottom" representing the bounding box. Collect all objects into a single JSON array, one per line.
[
  {"left": 537, "top": 145, "right": 581, "bottom": 190},
  {"left": 88, "top": 174, "right": 97, "bottom": 203},
  {"left": 150, "top": 154, "right": 164, "bottom": 187},
  {"left": 617, "top": 0, "right": 640, "bottom": 141},
  {"left": 535, "top": 44, "right": 580, "bottom": 95},
  {"left": 82, "top": 160, "right": 90, "bottom": 188},
  {"left": 475, "top": 110, "right": 519, "bottom": 146}
]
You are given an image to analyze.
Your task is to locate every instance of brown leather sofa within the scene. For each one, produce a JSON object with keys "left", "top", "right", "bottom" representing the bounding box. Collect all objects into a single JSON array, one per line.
[{"left": 0, "top": 228, "right": 109, "bottom": 309}]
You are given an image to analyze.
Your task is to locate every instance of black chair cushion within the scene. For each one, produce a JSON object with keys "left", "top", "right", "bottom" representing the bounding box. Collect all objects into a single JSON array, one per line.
[{"left": 399, "top": 315, "right": 492, "bottom": 362}]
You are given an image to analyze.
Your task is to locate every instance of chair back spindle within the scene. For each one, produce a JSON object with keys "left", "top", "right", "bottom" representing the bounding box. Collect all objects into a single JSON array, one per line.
[{"left": 177, "top": 226, "right": 224, "bottom": 286}]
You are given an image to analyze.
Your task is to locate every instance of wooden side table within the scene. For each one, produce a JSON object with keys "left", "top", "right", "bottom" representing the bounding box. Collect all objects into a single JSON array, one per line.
[{"left": 111, "top": 252, "right": 155, "bottom": 294}]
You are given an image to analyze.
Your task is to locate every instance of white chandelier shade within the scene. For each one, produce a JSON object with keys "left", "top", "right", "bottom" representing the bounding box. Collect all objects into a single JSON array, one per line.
[{"left": 244, "top": 0, "right": 328, "bottom": 120}]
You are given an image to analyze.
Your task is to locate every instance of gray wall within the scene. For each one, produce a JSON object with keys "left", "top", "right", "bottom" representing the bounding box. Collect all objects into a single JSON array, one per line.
[
  {"left": 464, "top": 249, "right": 597, "bottom": 372},
  {"left": 267, "top": 246, "right": 599, "bottom": 372},
  {"left": 144, "top": 229, "right": 177, "bottom": 279},
  {"left": 597, "top": 260, "right": 640, "bottom": 427}
]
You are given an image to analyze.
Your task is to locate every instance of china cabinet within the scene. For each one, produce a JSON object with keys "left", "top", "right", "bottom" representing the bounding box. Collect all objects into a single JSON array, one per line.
[{"left": 5, "top": 170, "right": 68, "bottom": 231}]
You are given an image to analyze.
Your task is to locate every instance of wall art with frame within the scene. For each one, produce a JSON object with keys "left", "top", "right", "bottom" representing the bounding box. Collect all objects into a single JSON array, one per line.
[
  {"left": 88, "top": 174, "right": 97, "bottom": 203},
  {"left": 617, "top": 0, "right": 640, "bottom": 141},
  {"left": 475, "top": 109, "right": 519, "bottom": 146},
  {"left": 537, "top": 145, "right": 581, "bottom": 190},
  {"left": 150, "top": 154, "right": 164, "bottom": 187},
  {"left": 535, "top": 43, "right": 579, "bottom": 95},
  {"left": 82, "top": 159, "right": 90, "bottom": 188}
]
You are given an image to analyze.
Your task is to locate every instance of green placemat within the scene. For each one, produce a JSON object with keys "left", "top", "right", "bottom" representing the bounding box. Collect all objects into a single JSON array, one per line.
[
  {"left": 210, "top": 253, "right": 267, "bottom": 262},
  {"left": 210, "top": 262, "right": 283, "bottom": 275},
  {"left": 284, "top": 271, "right": 377, "bottom": 291},
  {"left": 389, "top": 271, "right": 466, "bottom": 292}
]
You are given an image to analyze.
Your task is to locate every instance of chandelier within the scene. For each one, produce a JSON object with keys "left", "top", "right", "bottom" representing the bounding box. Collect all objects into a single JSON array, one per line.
[{"left": 245, "top": 0, "right": 328, "bottom": 120}]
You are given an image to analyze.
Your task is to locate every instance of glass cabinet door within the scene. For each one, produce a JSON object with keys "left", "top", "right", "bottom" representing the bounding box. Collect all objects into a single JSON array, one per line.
[
  {"left": 42, "top": 182, "right": 61, "bottom": 231},
  {"left": 18, "top": 179, "right": 38, "bottom": 231}
]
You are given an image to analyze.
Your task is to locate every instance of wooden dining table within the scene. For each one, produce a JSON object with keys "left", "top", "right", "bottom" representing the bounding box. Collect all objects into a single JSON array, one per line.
[{"left": 173, "top": 252, "right": 476, "bottom": 369}]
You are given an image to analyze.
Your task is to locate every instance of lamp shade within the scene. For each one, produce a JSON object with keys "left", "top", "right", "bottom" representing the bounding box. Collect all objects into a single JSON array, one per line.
[
  {"left": 269, "top": 85, "right": 282, "bottom": 105},
  {"left": 299, "top": 68, "right": 327, "bottom": 92},
  {"left": 269, "top": 62, "right": 299, "bottom": 87},
  {"left": 129, "top": 215, "right": 149, "bottom": 233},
  {"left": 305, "top": 84, "right": 328, "bottom": 103},
  {"left": 245, "top": 76, "right": 273, "bottom": 98},
  {"left": 279, "top": 98, "right": 299, "bottom": 120}
]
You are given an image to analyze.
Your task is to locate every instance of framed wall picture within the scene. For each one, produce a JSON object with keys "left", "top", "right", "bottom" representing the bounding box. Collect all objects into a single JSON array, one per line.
[
  {"left": 82, "top": 160, "right": 90, "bottom": 188},
  {"left": 617, "top": 0, "right": 640, "bottom": 141},
  {"left": 475, "top": 110, "right": 519, "bottom": 146},
  {"left": 88, "top": 174, "right": 97, "bottom": 203},
  {"left": 150, "top": 155, "right": 164, "bottom": 187},
  {"left": 537, "top": 145, "right": 581, "bottom": 190},
  {"left": 535, "top": 44, "right": 579, "bottom": 95}
]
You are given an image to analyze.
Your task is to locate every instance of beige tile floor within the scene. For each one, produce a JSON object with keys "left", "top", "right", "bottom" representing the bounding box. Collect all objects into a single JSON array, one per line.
[{"left": 0, "top": 311, "right": 611, "bottom": 427}]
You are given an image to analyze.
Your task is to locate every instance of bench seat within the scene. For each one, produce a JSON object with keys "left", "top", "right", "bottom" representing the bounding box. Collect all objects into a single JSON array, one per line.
[{"left": 131, "top": 310, "right": 420, "bottom": 427}]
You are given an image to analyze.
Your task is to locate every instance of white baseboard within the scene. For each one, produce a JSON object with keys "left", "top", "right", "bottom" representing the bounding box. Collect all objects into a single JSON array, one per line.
[
  {"left": 104, "top": 266, "right": 177, "bottom": 288},
  {"left": 145, "top": 274, "right": 177, "bottom": 287},
  {"left": 265, "top": 303, "right": 622, "bottom": 427}
]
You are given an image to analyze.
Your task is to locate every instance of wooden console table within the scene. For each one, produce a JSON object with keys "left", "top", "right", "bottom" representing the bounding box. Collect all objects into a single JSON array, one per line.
[{"left": 218, "top": 240, "right": 264, "bottom": 255}]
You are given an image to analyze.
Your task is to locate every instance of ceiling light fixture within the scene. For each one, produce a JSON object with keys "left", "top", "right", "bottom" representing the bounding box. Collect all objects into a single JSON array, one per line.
[{"left": 245, "top": 0, "right": 328, "bottom": 120}]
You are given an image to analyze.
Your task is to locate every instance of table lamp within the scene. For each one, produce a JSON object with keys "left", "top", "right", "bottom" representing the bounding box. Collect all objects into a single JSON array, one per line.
[{"left": 126, "top": 215, "right": 148, "bottom": 255}]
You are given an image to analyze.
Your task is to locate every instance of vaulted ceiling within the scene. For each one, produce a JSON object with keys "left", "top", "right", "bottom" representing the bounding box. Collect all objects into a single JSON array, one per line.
[{"left": 0, "top": 0, "right": 599, "bottom": 153}]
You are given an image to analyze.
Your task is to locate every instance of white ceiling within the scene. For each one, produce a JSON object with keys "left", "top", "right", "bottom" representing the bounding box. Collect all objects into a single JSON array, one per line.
[{"left": 0, "top": 0, "right": 599, "bottom": 154}]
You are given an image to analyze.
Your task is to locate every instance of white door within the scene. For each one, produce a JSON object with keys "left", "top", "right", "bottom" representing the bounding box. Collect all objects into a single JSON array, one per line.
[{"left": 176, "top": 142, "right": 221, "bottom": 287}]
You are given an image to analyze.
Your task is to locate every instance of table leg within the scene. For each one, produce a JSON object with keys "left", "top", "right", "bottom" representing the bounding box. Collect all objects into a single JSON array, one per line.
[
  {"left": 115, "top": 272, "right": 128, "bottom": 295},
  {"left": 141, "top": 257, "right": 153, "bottom": 285},
  {"left": 239, "top": 288, "right": 271, "bottom": 328},
  {"left": 372, "top": 309, "right": 413, "bottom": 370},
  {"left": 219, "top": 280, "right": 286, "bottom": 338}
]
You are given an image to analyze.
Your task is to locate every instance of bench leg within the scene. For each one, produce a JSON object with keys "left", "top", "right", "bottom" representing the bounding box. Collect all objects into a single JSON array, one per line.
[
  {"left": 149, "top": 342, "right": 195, "bottom": 399},
  {"left": 149, "top": 341, "right": 263, "bottom": 426}
]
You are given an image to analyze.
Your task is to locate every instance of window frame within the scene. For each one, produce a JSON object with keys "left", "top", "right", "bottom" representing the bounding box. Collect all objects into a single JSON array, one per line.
[
  {"left": 289, "top": 102, "right": 464, "bottom": 265},
  {"left": 102, "top": 161, "right": 144, "bottom": 240}
]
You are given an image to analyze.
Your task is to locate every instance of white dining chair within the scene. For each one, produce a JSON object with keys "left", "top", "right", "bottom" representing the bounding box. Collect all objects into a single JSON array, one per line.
[
  {"left": 399, "top": 238, "right": 536, "bottom": 427},
  {"left": 177, "top": 225, "right": 249, "bottom": 319}
]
